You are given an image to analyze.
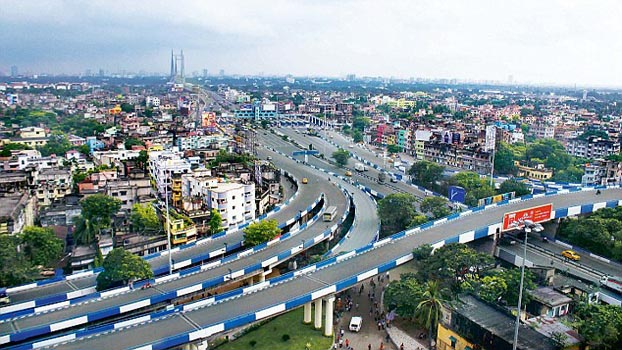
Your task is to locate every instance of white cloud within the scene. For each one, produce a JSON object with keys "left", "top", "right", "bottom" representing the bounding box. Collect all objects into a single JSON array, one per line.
[{"left": 1, "top": 0, "right": 621, "bottom": 86}]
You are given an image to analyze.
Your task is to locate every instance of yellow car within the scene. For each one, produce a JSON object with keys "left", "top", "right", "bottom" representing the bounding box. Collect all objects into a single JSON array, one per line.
[
  {"left": 561, "top": 250, "right": 580, "bottom": 261},
  {"left": 345, "top": 171, "right": 352, "bottom": 177},
  {"left": 302, "top": 178, "right": 308, "bottom": 184}
]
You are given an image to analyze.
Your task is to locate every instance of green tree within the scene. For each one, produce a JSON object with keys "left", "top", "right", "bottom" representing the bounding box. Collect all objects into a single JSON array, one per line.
[
  {"left": 352, "top": 116, "right": 370, "bottom": 132},
  {"left": 74, "top": 195, "right": 122, "bottom": 245},
  {"left": 96, "top": 248, "right": 153, "bottom": 291},
  {"left": 498, "top": 178, "right": 531, "bottom": 197},
  {"left": 447, "top": 172, "right": 496, "bottom": 207},
  {"left": 0, "top": 235, "right": 36, "bottom": 287},
  {"left": 387, "top": 144, "right": 401, "bottom": 154},
  {"left": 477, "top": 275, "right": 508, "bottom": 303},
  {"left": 332, "top": 149, "right": 351, "bottom": 167},
  {"left": 494, "top": 142, "right": 517, "bottom": 175},
  {"left": 492, "top": 268, "right": 537, "bottom": 306},
  {"left": 21, "top": 226, "right": 63, "bottom": 267},
  {"left": 38, "top": 131, "right": 73, "bottom": 157},
  {"left": 209, "top": 209, "right": 223, "bottom": 235},
  {"left": 124, "top": 137, "right": 145, "bottom": 150},
  {"left": 120, "top": 103, "right": 135, "bottom": 113},
  {"left": 130, "top": 203, "right": 161, "bottom": 234},
  {"left": 416, "top": 280, "right": 447, "bottom": 346},
  {"left": 417, "top": 243, "right": 494, "bottom": 292},
  {"left": 384, "top": 274, "right": 425, "bottom": 319},
  {"left": 377, "top": 193, "right": 426, "bottom": 236},
  {"left": 573, "top": 303, "right": 622, "bottom": 349},
  {"left": 243, "top": 219, "right": 281, "bottom": 246},
  {"left": 420, "top": 196, "right": 451, "bottom": 219},
  {"left": 260, "top": 120, "right": 269, "bottom": 129},
  {"left": 409, "top": 161, "right": 445, "bottom": 191},
  {"left": 352, "top": 129, "right": 363, "bottom": 143}
]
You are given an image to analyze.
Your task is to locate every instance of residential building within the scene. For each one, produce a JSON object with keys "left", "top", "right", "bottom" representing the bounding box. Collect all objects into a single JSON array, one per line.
[
  {"left": 0, "top": 192, "right": 36, "bottom": 235},
  {"left": 177, "top": 134, "right": 229, "bottom": 151},
  {"left": 148, "top": 150, "right": 192, "bottom": 197},
  {"left": 204, "top": 182, "right": 255, "bottom": 228},
  {"left": 527, "top": 287, "right": 572, "bottom": 318},
  {"left": 36, "top": 168, "right": 72, "bottom": 206},
  {"left": 566, "top": 137, "right": 620, "bottom": 159},
  {"left": 529, "top": 123, "right": 555, "bottom": 139},
  {"left": 516, "top": 162, "right": 553, "bottom": 181}
]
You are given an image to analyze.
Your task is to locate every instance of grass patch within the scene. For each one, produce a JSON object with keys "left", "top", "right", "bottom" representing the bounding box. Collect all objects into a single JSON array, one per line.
[{"left": 216, "top": 308, "right": 333, "bottom": 350}]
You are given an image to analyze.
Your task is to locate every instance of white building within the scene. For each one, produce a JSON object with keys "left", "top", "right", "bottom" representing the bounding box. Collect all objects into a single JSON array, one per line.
[
  {"left": 149, "top": 150, "right": 192, "bottom": 197},
  {"left": 92, "top": 149, "right": 141, "bottom": 166},
  {"left": 177, "top": 135, "right": 230, "bottom": 151},
  {"left": 204, "top": 182, "right": 255, "bottom": 228},
  {"left": 146, "top": 96, "right": 160, "bottom": 107}
]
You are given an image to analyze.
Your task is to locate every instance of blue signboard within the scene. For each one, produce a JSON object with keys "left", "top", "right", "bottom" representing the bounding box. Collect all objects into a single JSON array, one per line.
[
  {"left": 292, "top": 150, "right": 319, "bottom": 157},
  {"left": 448, "top": 186, "right": 466, "bottom": 203}
]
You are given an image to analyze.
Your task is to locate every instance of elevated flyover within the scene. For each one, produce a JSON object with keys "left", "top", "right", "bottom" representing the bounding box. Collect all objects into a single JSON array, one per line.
[{"left": 34, "top": 185, "right": 622, "bottom": 349}]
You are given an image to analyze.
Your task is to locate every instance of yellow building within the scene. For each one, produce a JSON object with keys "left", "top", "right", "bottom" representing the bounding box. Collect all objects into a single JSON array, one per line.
[
  {"left": 515, "top": 161, "right": 553, "bottom": 180},
  {"left": 387, "top": 98, "right": 416, "bottom": 109},
  {"left": 164, "top": 210, "right": 197, "bottom": 246},
  {"left": 437, "top": 323, "right": 476, "bottom": 350}
]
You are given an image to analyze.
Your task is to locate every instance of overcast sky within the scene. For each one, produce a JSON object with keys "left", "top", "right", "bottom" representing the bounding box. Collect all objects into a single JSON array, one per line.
[{"left": 1, "top": 0, "right": 621, "bottom": 86}]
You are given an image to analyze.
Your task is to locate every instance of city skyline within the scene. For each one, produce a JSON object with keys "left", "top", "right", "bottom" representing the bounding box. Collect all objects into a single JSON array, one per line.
[{"left": 1, "top": 0, "right": 622, "bottom": 87}]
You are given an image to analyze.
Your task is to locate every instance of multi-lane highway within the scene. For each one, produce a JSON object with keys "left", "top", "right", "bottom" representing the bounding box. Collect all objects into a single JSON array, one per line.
[{"left": 36, "top": 177, "right": 622, "bottom": 348}]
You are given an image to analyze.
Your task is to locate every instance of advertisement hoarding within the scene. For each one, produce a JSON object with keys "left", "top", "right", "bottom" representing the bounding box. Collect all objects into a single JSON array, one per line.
[{"left": 502, "top": 203, "right": 553, "bottom": 231}]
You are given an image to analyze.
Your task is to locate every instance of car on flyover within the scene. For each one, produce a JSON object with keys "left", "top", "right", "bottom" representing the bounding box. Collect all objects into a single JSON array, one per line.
[
  {"left": 561, "top": 250, "right": 580, "bottom": 261},
  {"left": 345, "top": 171, "right": 352, "bottom": 176},
  {"left": 302, "top": 178, "right": 308, "bottom": 184}
]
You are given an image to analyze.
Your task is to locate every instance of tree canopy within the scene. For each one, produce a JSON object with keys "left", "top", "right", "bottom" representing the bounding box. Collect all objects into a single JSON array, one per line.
[
  {"left": 377, "top": 193, "right": 426, "bottom": 236},
  {"left": 0, "top": 235, "right": 36, "bottom": 287},
  {"left": 573, "top": 302, "right": 622, "bottom": 349},
  {"left": 498, "top": 178, "right": 531, "bottom": 197},
  {"left": 209, "top": 209, "right": 223, "bottom": 235},
  {"left": 420, "top": 196, "right": 451, "bottom": 219},
  {"left": 409, "top": 161, "right": 444, "bottom": 191},
  {"left": 332, "top": 149, "right": 351, "bottom": 167},
  {"left": 74, "top": 194, "right": 122, "bottom": 245},
  {"left": 130, "top": 203, "right": 161, "bottom": 234},
  {"left": 243, "top": 219, "right": 281, "bottom": 246},
  {"left": 96, "top": 248, "right": 153, "bottom": 291},
  {"left": 21, "top": 226, "right": 63, "bottom": 267},
  {"left": 558, "top": 206, "right": 622, "bottom": 262}
]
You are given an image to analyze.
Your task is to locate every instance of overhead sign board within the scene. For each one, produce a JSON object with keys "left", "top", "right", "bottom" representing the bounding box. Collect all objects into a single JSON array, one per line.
[{"left": 502, "top": 203, "right": 553, "bottom": 231}]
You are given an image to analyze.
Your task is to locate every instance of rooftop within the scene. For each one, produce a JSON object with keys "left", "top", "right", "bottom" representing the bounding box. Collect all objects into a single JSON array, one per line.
[
  {"left": 530, "top": 287, "right": 573, "bottom": 307},
  {"left": 456, "top": 295, "right": 556, "bottom": 350}
]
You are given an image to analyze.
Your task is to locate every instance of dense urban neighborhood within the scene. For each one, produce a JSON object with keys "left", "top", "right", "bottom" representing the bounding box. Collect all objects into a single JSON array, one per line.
[{"left": 1, "top": 71, "right": 621, "bottom": 350}]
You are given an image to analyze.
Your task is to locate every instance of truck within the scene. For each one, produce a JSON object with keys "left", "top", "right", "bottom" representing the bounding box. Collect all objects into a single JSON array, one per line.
[
  {"left": 354, "top": 163, "right": 367, "bottom": 172},
  {"left": 600, "top": 276, "right": 622, "bottom": 293}
]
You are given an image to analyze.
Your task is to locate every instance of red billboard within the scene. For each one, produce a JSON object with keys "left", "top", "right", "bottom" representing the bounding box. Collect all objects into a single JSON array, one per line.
[{"left": 502, "top": 203, "right": 553, "bottom": 231}]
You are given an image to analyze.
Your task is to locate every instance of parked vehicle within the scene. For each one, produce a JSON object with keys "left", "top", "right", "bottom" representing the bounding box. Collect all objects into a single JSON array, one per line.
[
  {"left": 349, "top": 316, "right": 362, "bottom": 332},
  {"left": 561, "top": 250, "right": 580, "bottom": 261},
  {"left": 345, "top": 170, "right": 352, "bottom": 176}
]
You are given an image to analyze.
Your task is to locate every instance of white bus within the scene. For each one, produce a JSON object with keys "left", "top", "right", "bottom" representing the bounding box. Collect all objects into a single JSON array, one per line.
[{"left": 323, "top": 206, "right": 338, "bottom": 222}]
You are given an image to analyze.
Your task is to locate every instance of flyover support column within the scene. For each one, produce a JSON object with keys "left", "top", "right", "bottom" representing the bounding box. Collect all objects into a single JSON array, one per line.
[
  {"left": 314, "top": 299, "right": 323, "bottom": 329},
  {"left": 258, "top": 273, "right": 265, "bottom": 283},
  {"left": 324, "top": 295, "right": 335, "bottom": 336},
  {"left": 304, "top": 302, "right": 312, "bottom": 324}
]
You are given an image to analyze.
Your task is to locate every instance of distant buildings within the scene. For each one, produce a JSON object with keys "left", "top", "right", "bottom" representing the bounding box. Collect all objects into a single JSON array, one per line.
[{"left": 566, "top": 136, "right": 620, "bottom": 159}]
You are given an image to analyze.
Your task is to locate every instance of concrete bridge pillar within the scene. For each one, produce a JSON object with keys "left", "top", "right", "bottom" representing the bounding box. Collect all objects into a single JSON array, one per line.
[
  {"left": 258, "top": 273, "right": 265, "bottom": 283},
  {"left": 196, "top": 340, "right": 208, "bottom": 350},
  {"left": 324, "top": 295, "right": 335, "bottom": 336},
  {"left": 314, "top": 298, "right": 323, "bottom": 329},
  {"left": 182, "top": 343, "right": 197, "bottom": 350},
  {"left": 303, "top": 302, "right": 312, "bottom": 324}
]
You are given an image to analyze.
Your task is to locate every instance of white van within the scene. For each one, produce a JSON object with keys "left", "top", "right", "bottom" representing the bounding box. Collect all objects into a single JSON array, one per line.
[{"left": 349, "top": 316, "right": 363, "bottom": 332}]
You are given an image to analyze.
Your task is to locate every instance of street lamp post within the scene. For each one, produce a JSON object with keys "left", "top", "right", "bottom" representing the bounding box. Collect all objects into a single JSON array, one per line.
[
  {"left": 162, "top": 165, "right": 173, "bottom": 276},
  {"left": 512, "top": 220, "right": 543, "bottom": 350}
]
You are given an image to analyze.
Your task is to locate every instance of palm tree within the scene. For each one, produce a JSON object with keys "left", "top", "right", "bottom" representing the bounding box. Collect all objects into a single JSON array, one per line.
[{"left": 416, "top": 280, "right": 447, "bottom": 347}]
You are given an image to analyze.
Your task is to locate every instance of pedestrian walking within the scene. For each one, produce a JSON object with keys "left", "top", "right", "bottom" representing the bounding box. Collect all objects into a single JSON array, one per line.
[
  {"left": 400, "top": 343, "right": 404, "bottom": 350},
  {"left": 379, "top": 342, "right": 385, "bottom": 350},
  {"left": 345, "top": 339, "right": 350, "bottom": 348},
  {"left": 368, "top": 344, "right": 372, "bottom": 350}
]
